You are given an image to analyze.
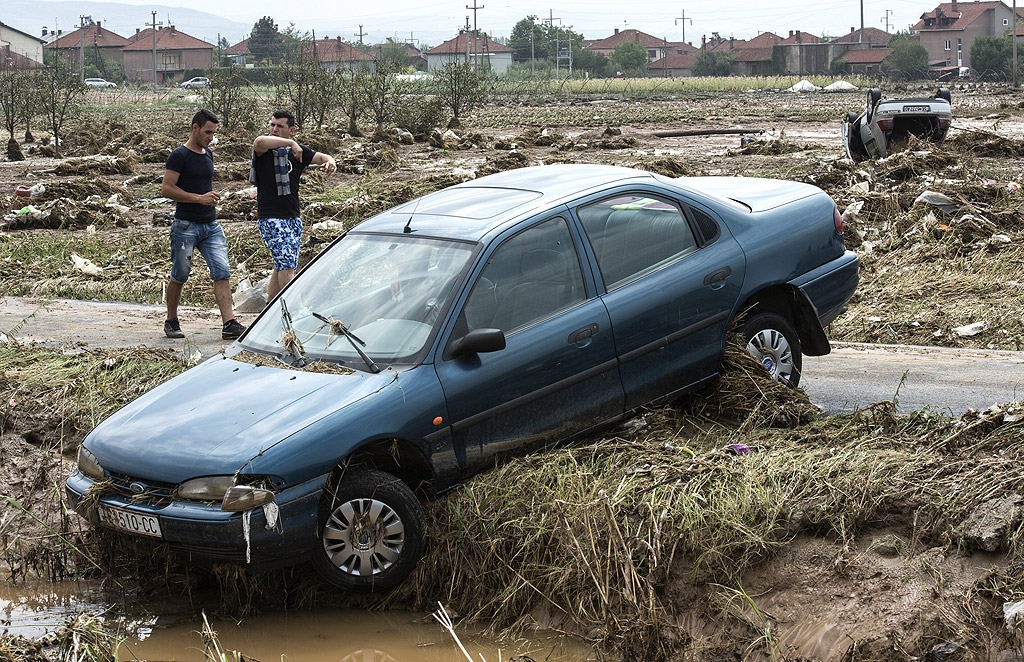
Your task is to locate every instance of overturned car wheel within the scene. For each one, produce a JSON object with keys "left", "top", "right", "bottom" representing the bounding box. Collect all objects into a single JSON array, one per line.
[
  {"left": 742, "top": 312, "right": 802, "bottom": 388},
  {"left": 313, "top": 469, "right": 425, "bottom": 592}
]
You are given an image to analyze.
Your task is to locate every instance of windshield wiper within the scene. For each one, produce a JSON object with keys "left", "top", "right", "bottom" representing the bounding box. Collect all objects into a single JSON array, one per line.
[
  {"left": 280, "top": 298, "right": 307, "bottom": 366},
  {"left": 312, "top": 312, "right": 380, "bottom": 373}
]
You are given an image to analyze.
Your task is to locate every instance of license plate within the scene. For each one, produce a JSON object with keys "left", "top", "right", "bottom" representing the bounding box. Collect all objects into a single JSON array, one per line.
[
  {"left": 98, "top": 505, "right": 162, "bottom": 538},
  {"left": 902, "top": 105, "right": 929, "bottom": 112}
]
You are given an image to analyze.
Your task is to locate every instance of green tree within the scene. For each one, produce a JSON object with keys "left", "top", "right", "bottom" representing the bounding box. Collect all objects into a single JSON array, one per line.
[
  {"left": 691, "top": 50, "right": 733, "bottom": 76},
  {"left": 573, "top": 47, "right": 611, "bottom": 77},
  {"left": 250, "top": 16, "right": 282, "bottom": 63},
  {"left": 508, "top": 17, "right": 548, "bottom": 62},
  {"left": 378, "top": 41, "right": 410, "bottom": 72},
  {"left": 201, "top": 67, "right": 259, "bottom": 130},
  {"left": 970, "top": 35, "right": 1020, "bottom": 80},
  {"left": 882, "top": 39, "right": 929, "bottom": 80},
  {"left": 610, "top": 41, "right": 649, "bottom": 77}
]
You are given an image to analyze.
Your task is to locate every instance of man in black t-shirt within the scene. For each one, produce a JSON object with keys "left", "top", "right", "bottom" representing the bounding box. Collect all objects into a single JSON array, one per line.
[
  {"left": 252, "top": 110, "right": 337, "bottom": 300},
  {"left": 161, "top": 109, "right": 246, "bottom": 340}
]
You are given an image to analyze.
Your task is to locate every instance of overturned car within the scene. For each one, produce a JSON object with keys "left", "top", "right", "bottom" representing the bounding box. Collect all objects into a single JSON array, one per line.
[{"left": 842, "top": 87, "right": 952, "bottom": 161}]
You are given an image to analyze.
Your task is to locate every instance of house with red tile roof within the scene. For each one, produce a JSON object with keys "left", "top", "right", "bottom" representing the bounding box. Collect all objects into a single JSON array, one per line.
[
  {"left": 425, "top": 34, "right": 513, "bottom": 74},
  {"left": 45, "top": 21, "right": 130, "bottom": 67},
  {"left": 647, "top": 52, "right": 697, "bottom": 77},
  {"left": 585, "top": 28, "right": 689, "bottom": 62},
  {"left": 911, "top": 1, "right": 1024, "bottom": 69},
  {"left": 307, "top": 37, "right": 376, "bottom": 73},
  {"left": 122, "top": 26, "right": 214, "bottom": 85},
  {"left": 225, "top": 38, "right": 250, "bottom": 66},
  {"left": 781, "top": 30, "right": 823, "bottom": 44},
  {"left": 374, "top": 40, "right": 427, "bottom": 71},
  {"left": 838, "top": 47, "right": 893, "bottom": 74},
  {"left": 831, "top": 26, "right": 892, "bottom": 46}
]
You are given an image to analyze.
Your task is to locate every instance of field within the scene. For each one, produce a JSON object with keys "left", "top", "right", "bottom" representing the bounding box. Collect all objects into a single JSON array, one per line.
[{"left": 0, "top": 79, "right": 1022, "bottom": 661}]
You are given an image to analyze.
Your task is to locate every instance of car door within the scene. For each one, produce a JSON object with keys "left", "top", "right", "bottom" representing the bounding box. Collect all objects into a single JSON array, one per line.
[
  {"left": 434, "top": 215, "right": 624, "bottom": 477},
  {"left": 573, "top": 189, "right": 746, "bottom": 410}
]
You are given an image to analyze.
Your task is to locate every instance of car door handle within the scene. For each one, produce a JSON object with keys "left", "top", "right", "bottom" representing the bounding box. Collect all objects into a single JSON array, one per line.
[
  {"left": 568, "top": 323, "right": 599, "bottom": 345},
  {"left": 703, "top": 267, "right": 732, "bottom": 286}
]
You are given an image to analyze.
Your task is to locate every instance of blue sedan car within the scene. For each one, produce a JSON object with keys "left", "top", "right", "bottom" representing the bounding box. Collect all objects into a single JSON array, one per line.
[{"left": 66, "top": 164, "right": 858, "bottom": 591}]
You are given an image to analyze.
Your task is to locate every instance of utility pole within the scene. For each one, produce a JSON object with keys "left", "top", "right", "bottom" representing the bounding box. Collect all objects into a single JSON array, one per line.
[
  {"left": 150, "top": 11, "right": 161, "bottom": 93},
  {"left": 354, "top": 25, "right": 366, "bottom": 45},
  {"left": 528, "top": 15, "right": 537, "bottom": 73},
  {"left": 466, "top": 0, "right": 483, "bottom": 70},
  {"left": 78, "top": 15, "right": 89, "bottom": 81},
  {"left": 881, "top": 9, "right": 894, "bottom": 34},
  {"left": 675, "top": 9, "right": 692, "bottom": 45},
  {"left": 544, "top": 10, "right": 560, "bottom": 77},
  {"left": 1013, "top": 0, "right": 1018, "bottom": 87},
  {"left": 464, "top": 16, "right": 471, "bottom": 64},
  {"left": 859, "top": 0, "right": 865, "bottom": 43}
]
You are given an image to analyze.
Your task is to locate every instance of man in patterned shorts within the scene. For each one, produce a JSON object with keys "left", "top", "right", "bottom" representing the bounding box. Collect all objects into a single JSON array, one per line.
[{"left": 252, "top": 110, "right": 337, "bottom": 300}]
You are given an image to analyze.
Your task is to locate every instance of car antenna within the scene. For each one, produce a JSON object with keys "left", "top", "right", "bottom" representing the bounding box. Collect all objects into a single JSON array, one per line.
[{"left": 404, "top": 195, "right": 422, "bottom": 233}]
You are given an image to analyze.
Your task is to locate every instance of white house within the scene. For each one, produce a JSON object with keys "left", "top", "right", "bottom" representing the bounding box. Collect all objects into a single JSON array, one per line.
[{"left": 425, "top": 33, "right": 512, "bottom": 74}]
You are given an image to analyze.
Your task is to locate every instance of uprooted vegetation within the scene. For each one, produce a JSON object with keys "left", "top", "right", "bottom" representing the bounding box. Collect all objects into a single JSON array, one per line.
[{"left": 0, "top": 341, "right": 1022, "bottom": 660}]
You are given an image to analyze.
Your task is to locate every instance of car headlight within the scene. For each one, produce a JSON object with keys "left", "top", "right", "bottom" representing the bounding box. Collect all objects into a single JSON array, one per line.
[
  {"left": 220, "top": 485, "right": 276, "bottom": 512},
  {"left": 77, "top": 447, "right": 105, "bottom": 480},
  {"left": 177, "top": 476, "right": 237, "bottom": 501}
]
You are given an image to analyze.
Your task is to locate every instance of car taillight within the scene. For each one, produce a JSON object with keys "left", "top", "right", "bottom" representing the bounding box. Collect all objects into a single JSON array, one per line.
[
  {"left": 939, "top": 118, "right": 950, "bottom": 130},
  {"left": 833, "top": 206, "right": 844, "bottom": 234},
  {"left": 877, "top": 118, "right": 893, "bottom": 131}
]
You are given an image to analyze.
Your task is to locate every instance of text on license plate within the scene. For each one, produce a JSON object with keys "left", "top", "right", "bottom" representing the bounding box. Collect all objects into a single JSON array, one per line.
[
  {"left": 902, "top": 105, "right": 929, "bottom": 112},
  {"left": 98, "top": 505, "right": 162, "bottom": 538}
]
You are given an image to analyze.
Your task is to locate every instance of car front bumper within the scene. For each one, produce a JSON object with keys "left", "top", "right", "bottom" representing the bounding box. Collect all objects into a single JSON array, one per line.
[{"left": 65, "top": 471, "right": 328, "bottom": 567}]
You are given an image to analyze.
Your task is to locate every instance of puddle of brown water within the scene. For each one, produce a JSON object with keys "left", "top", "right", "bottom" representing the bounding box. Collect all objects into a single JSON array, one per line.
[
  {"left": 0, "top": 581, "right": 596, "bottom": 661},
  {"left": 126, "top": 609, "right": 595, "bottom": 662}
]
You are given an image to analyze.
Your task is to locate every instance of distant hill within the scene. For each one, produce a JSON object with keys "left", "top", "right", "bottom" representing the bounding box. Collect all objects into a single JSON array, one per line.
[{"left": 6, "top": 0, "right": 251, "bottom": 46}]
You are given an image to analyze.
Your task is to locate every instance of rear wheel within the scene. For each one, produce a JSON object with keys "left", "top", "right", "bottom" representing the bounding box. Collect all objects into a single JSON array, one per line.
[
  {"left": 742, "top": 312, "right": 802, "bottom": 388},
  {"left": 867, "top": 88, "right": 882, "bottom": 114},
  {"left": 936, "top": 87, "right": 952, "bottom": 103},
  {"left": 312, "top": 469, "right": 425, "bottom": 592}
]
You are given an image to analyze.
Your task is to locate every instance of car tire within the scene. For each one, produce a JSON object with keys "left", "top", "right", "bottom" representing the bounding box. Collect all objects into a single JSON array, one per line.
[
  {"left": 312, "top": 469, "right": 425, "bottom": 592},
  {"left": 936, "top": 87, "right": 951, "bottom": 103},
  {"left": 844, "top": 111, "right": 859, "bottom": 125},
  {"left": 742, "top": 312, "right": 802, "bottom": 388},
  {"left": 867, "top": 88, "right": 882, "bottom": 110}
]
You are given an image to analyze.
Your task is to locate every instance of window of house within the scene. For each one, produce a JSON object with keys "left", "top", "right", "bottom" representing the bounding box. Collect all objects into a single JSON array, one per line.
[
  {"left": 1003, "top": 18, "right": 1010, "bottom": 25},
  {"left": 577, "top": 194, "right": 698, "bottom": 289},
  {"left": 944, "top": 40, "right": 951, "bottom": 50}
]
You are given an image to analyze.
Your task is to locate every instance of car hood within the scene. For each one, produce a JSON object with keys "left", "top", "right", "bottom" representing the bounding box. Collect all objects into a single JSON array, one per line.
[
  {"left": 677, "top": 176, "right": 821, "bottom": 213},
  {"left": 85, "top": 356, "right": 393, "bottom": 483}
]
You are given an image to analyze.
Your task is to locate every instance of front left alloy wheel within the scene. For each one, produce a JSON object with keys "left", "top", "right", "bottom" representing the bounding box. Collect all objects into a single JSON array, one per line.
[
  {"left": 742, "top": 311, "right": 802, "bottom": 388},
  {"left": 313, "top": 469, "right": 425, "bottom": 592}
]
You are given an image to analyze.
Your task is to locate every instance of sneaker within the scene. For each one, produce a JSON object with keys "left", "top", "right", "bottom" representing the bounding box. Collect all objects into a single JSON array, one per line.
[
  {"left": 164, "top": 318, "right": 185, "bottom": 338},
  {"left": 222, "top": 319, "right": 246, "bottom": 340}
]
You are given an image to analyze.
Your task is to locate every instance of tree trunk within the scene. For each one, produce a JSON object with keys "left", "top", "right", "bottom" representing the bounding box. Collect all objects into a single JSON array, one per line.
[{"left": 6, "top": 137, "right": 24, "bottom": 161}]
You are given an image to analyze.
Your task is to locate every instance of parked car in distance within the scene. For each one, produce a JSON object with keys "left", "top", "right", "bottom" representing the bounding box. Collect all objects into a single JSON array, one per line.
[
  {"left": 84, "top": 78, "right": 117, "bottom": 88},
  {"left": 842, "top": 86, "right": 952, "bottom": 161},
  {"left": 180, "top": 76, "right": 210, "bottom": 89},
  {"left": 65, "top": 164, "right": 859, "bottom": 592}
]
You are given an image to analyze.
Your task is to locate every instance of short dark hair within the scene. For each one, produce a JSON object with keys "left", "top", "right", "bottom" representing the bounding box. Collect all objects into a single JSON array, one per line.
[
  {"left": 273, "top": 110, "right": 296, "bottom": 128},
  {"left": 192, "top": 109, "right": 219, "bottom": 129}
]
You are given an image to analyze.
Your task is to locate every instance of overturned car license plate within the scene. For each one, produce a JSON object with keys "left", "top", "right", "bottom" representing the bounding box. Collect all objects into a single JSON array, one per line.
[
  {"left": 98, "top": 505, "right": 162, "bottom": 538},
  {"left": 902, "top": 105, "right": 929, "bottom": 112}
]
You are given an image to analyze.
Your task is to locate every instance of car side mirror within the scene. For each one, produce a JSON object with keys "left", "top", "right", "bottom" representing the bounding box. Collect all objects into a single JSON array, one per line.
[{"left": 448, "top": 328, "right": 505, "bottom": 359}]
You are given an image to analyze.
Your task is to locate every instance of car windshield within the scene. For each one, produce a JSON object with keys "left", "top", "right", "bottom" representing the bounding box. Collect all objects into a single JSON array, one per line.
[{"left": 242, "top": 233, "right": 475, "bottom": 367}]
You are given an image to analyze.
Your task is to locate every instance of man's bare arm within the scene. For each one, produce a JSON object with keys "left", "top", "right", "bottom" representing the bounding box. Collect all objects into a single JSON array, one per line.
[
  {"left": 310, "top": 152, "right": 338, "bottom": 176},
  {"left": 162, "top": 169, "right": 220, "bottom": 206},
  {"left": 253, "top": 136, "right": 302, "bottom": 159}
]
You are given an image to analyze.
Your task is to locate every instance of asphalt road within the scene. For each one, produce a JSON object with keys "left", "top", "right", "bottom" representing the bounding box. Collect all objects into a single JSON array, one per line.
[{"left": 1, "top": 296, "right": 1021, "bottom": 417}]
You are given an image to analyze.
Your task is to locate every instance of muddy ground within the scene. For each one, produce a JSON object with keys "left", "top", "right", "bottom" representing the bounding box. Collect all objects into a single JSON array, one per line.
[{"left": 0, "top": 83, "right": 1022, "bottom": 661}]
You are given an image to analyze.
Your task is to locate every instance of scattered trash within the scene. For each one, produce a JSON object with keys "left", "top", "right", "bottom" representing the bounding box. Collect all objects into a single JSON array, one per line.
[
  {"left": 311, "top": 219, "right": 345, "bottom": 233},
  {"left": 232, "top": 277, "right": 270, "bottom": 313},
  {"left": 786, "top": 79, "right": 821, "bottom": 93},
  {"left": 725, "top": 443, "right": 750, "bottom": 456},
  {"left": 952, "top": 321, "right": 988, "bottom": 337},
  {"left": 70, "top": 252, "right": 103, "bottom": 276},
  {"left": 823, "top": 80, "right": 858, "bottom": 92},
  {"left": 914, "top": 190, "right": 961, "bottom": 214},
  {"left": 1005, "top": 600, "right": 1024, "bottom": 629}
]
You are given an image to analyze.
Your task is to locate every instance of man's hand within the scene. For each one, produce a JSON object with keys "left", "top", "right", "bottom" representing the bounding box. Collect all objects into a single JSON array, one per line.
[
  {"left": 290, "top": 140, "right": 302, "bottom": 160},
  {"left": 322, "top": 156, "right": 337, "bottom": 176},
  {"left": 196, "top": 190, "right": 221, "bottom": 206}
]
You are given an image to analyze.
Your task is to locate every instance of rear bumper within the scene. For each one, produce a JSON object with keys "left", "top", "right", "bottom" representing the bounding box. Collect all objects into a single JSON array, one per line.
[
  {"left": 790, "top": 250, "right": 859, "bottom": 328},
  {"left": 65, "top": 471, "right": 328, "bottom": 567}
]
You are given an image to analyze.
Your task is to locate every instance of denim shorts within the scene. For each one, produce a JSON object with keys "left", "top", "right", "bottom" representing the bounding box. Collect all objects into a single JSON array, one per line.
[
  {"left": 169, "top": 218, "right": 231, "bottom": 283},
  {"left": 257, "top": 217, "right": 303, "bottom": 271}
]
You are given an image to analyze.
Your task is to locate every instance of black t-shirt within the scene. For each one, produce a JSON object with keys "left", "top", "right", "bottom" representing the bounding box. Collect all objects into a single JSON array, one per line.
[
  {"left": 254, "top": 144, "right": 316, "bottom": 219},
  {"left": 165, "top": 145, "right": 216, "bottom": 223}
]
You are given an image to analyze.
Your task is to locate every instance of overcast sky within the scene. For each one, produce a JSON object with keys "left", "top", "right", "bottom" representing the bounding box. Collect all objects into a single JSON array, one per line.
[{"left": 37, "top": 0, "right": 953, "bottom": 46}]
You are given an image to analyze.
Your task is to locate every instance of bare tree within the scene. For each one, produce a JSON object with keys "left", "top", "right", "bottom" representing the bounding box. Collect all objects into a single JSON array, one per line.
[
  {"left": 336, "top": 68, "right": 366, "bottom": 136},
  {"left": 433, "top": 61, "right": 487, "bottom": 128},
  {"left": 363, "top": 62, "right": 399, "bottom": 136},
  {"left": 0, "top": 66, "right": 26, "bottom": 160},
  {"left": 200, "top": 68, "right": 259, "bottom": 130},
  {"left": 35, "top": 56, "right": 84, "bottom": 158},
  {"left": 273, "top": 46, "right": 325, "bottom": 128}
]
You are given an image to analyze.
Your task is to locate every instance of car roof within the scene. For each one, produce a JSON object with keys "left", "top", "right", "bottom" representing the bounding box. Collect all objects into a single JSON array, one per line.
[{"left": 353, "top": 164, "right": 658, "bottom": 242}]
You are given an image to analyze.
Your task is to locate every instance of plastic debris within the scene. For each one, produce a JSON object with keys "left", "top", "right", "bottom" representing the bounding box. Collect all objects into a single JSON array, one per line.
[
  {"left": 787, "top": 79, "right": 821, "bottom": 92},
  {"left": 953, "top": 321, "right": 988, "bottom": 337},
  {"left": 725, "top": 443, "right": 750, "bottom": 456},
  {"left": 823, "top": 80, "right": 858, "bottom": 92},
  {"left": 311, "top": 219, "right": 345, "bottom": 232},
  {"left": 70, "top": 252, "right": 103, "bottom": 276},
  {"left": 914, "top": 190, "right": 961, "bottom": 214},
  {"left": 232, "top": 276, "right": 270, "bottom": 313},
  {"left": 1004, "top": 599, "right": 1024, "bottom": 628}
]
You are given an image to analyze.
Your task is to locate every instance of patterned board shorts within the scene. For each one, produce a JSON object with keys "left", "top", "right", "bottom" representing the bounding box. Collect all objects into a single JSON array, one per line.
[{"left": 258, "top": 217, "right": 303, "bottom": 271}]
